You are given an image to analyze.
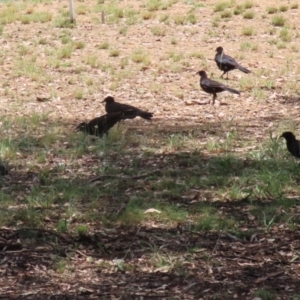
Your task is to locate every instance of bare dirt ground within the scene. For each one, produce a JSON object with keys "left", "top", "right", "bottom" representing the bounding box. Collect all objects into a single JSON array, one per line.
[
  {"left": 1, "top": 226, "right": 300, "bottom": 299},
  {"left": 0, "top": 0, "right": 300, "bottom": 299}
]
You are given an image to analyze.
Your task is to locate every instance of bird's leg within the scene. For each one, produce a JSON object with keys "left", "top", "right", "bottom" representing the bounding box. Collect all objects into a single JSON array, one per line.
[
  {"left": 221, "top": 72, "right": 225, "bottom": 78},
  {"left": 212, "top": 94, "right": 217, "bottom": 105}
]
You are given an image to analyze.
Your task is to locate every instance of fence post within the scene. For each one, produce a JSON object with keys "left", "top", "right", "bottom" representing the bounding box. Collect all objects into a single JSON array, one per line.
[{"left": 69, "top": 0, "right": 76, "bottom": 23}]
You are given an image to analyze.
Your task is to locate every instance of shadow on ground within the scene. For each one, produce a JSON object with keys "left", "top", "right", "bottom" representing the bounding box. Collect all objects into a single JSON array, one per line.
[
  {"left": 0, "top": 225, "right": 300, "bottom": 299},
  {"left": 0, "top": 116, "right": 300, "bottom": 299}
]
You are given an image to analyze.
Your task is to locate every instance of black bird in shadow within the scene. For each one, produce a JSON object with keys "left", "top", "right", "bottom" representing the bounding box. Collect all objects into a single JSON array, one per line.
[
  {"left": 103, "top": 96, "right": 153, "bottom": 120},
  {"left": 196, "top": 70, "right": 240, "bottom": 104},
  {"left": 76, "top": 111, "right": 137, "bottom": 137},
  {"left": 0, "top": 164, "right": 8, "bottom": 176},
  {"left": 280, "top": 132, "right": 300, "bottom": 159},
  {"left": 215, "top": 46, "right": 251, "bottom": 79}
]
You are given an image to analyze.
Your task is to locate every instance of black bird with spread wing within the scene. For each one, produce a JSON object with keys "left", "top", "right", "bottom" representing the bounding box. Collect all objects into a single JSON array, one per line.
[
  {"left": 280, "top": 131, "right": 300, "bottom": 159},
  {"left": 103, "top": 96, "right": 153, "bottom": 120},
  {"left": 215, "top": 46, "right": 251, "bottom": 79},
  {"left": 76, "top": 111, "right": 137, "bottom": 137},
  {"left": 196, "top": 70, "right": 240, "bottom": 104}
]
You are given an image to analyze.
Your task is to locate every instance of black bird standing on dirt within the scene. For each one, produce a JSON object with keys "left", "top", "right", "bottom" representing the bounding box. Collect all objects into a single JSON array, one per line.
[
  {"left": 280, "top": 132, "right": 300, "bottom": 159},
  {"left": 103, "top": 96, "right": 153, "bottom": 120},
  {"left": 196, "top": 70, "right": 240, "bottom": 104},
  {"left": 215, "top": 46, "right": 251, "bottom": 79},
  {"left": 75, "top": 111, "right": 137, "bottom": 137}
]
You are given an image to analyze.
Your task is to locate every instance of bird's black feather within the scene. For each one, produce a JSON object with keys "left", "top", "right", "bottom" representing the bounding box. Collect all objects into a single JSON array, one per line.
[
  {"left": 215, "top": 46, "right": 251, "bottom": 79},
  {"left": 281, "top": 131, "right": 300, "bottom": 159},
  {"left": 103, "top": 96, "right": 153, "bottom": 120},
  {"left": 197, "top": 70, "right": 240, "bottom": 104},
  {"left": 76, "top": 111, "right": 137, "bottom": 137}
]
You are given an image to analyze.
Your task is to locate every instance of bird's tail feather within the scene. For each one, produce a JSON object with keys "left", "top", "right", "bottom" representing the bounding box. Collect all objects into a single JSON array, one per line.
[
  {"left": 237, "top": 65, "right": 251, "bottom": 74},
  {"left": 138, "top": 111, "right": 153, "bottom": 120},
  {"left": 121, "top": 110, "right": 138, "bottom": 119},
  {"left": 225, "top": 87, "right": 240, "bottom": 95}
]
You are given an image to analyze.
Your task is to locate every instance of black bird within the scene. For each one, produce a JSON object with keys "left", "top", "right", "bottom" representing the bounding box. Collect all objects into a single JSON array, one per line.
[
  {"left": 215, "top": 46, "right": 251, "bottom": 79},
  {"left": 196, "top": 70, "right": 240, "bottom": 104},
  {"left": 103, "top": 96, "right": 153, "bottom": 120},
  {"left": 76, "top": 111, "right": 137, "bottom": 137},
  {"left": 280, "top": 132, "right": 300, "bottom": 159},
  {"left": 0, "top": 164, "right": 8, "bottom": 176}
]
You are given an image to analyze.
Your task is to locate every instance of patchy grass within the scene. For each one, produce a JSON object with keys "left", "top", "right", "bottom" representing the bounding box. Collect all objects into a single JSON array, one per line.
[
  {"left": 243, "top": 10, "right": 254, "bottom": 19},
  {"left": 233, "top": 5, "right": 244, "bottom": 15},
  {"left": 266, "top": 6, "right": 278, "bottom": 14},
  {"left": 241, "top": 26, "right": 256, "bottom": 36},
  {"left": 280, "top": 28, "right": 292, "bottom": 42},
  {"left": 131, "top": 48, "right": 151, "bottom": 65},
  {"left": 214, "top": 1, "right": 229, "bottom": 12},
  {"left": 98, "top": 41, "right": 109, "bottom": 49},
  {"left": 271, "top": 14, "right": 286, "bottom": 26},
  {"left": 243, "top": 0, "right": 254, "bottom": 9},
  {"left": 150, "top": 25, "right": 166, "bottom": 36},
  {"left": 220, "top": 9, "right": 232, "bottom": 19},
  {"left": 54, "top": 15, "right": 76, "bottom": 28},
  {"left": 109, "top": 48, "right": 120, "bottom": 57},
  {"left": 0, "top": 115, "right": 299, "bottom": 230},
  {"left": 279, "top": 5, "right": 288, "bottom": 12}
]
